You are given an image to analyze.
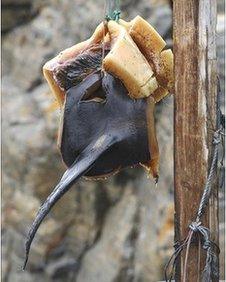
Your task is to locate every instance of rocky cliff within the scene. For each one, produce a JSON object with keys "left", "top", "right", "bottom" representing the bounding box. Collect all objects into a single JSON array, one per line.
[{"left": 2, "top": 0, "right": 224, "bottom": 281}]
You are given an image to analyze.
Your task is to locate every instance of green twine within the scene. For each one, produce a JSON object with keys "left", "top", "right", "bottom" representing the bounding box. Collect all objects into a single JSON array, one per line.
[{"left": 105, "top": 0, "right": 121, "bottom": 22}]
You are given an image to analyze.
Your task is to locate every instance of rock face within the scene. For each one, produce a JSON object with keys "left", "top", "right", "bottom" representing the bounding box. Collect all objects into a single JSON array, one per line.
[
  {"left": 2, "top": 0, "right": 224, "bottom": 281},
  {"left": 1, "top": 0, "right": 39, "bottom": 33}
]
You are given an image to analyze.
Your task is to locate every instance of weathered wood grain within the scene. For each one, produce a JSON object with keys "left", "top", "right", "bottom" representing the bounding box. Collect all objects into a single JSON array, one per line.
[{"left": 173, "top": 0, "right": 218, "bottom": 280}]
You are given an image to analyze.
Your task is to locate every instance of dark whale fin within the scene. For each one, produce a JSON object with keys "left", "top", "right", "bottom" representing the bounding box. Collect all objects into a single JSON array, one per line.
[{"left": 23, "top": 134, "right": 117, "bottom": 270}]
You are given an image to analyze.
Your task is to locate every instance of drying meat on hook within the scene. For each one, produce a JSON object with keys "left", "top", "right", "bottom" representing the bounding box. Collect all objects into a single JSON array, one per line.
[{"left": 23, "top": 15, "right": 174, "bottom": 269}]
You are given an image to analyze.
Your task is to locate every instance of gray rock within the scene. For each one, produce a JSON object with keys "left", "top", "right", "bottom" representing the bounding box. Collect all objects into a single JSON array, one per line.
[
  {"left": 2, "top": 0, "right": 224, "bottom": 281},
  {"left": 77, "top": 189, "right": 138, "bottom": 282},
  {"left": 1, "top": 0, "right": 39, "bottom": 33}
]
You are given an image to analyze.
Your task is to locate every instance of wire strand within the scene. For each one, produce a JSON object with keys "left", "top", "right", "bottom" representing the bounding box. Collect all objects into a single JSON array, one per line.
[
  {"left": 105, "top": 0, "right": 121, "bottom": 22},
  {"left": 164, "top": 82, "right": 224, "bottom": 281}
]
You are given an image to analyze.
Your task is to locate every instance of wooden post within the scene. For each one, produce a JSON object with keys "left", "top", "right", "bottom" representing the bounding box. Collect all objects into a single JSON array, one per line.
[{"left": 174, "top": 0, "right": 219, "bottom": 281}]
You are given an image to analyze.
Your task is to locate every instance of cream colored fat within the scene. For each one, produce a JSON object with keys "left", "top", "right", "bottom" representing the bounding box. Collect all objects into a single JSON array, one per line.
[{"left": 43, "top": 16, "right": 174, "bottom": 106}]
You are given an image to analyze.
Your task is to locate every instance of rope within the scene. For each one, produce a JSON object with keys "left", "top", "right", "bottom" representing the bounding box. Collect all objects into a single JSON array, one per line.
[
  {"left": 164, "top": 82, "right": 224, "bottom": 281},
  {"left": 105, "top": 0, "right": 121, "bottom": 22}
]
